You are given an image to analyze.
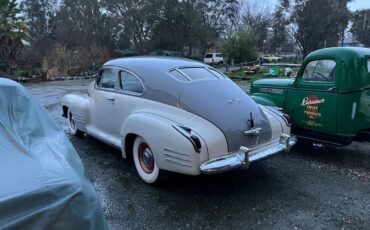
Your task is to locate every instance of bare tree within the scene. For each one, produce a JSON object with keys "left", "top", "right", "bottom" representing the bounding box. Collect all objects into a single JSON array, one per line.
[
  {"left": 241, "top": 0, "right": 271, "bottom": 51},
  {"left": 351, "top": 9, "right": 370, "bottom": 47}
]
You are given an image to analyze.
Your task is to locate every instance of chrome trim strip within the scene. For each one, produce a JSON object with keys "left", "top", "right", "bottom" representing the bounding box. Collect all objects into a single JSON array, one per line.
[
  {"left": 164, "top": 153, "right": 191, "bottom": 162},
  {"left": 174, "top": 68, "right": 192, "bottom": 81},
  {"left": 165, "top": 159, "right": 192, "bottom": 168},
  {"left": 72, "top": 114, "right": 86, "bottom": 124},
  {"left": 163, "top": 148, "right": 191, "bottom": 157}
]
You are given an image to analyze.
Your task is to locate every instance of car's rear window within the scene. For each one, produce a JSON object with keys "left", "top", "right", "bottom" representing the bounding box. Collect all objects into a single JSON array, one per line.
[
  {"left": 169, "top": 69, "right": 189, "bottom": 81},
  {"left": 205, "top": 54, "right": 213, "bottom": 58},
  {"left": 169, "top": 67, "right": 224, "bottom": 81}
]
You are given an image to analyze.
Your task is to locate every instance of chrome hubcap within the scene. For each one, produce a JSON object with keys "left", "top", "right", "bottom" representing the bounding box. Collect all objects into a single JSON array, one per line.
[
  {"left": 142, "top": 149, "right": 154, "bottom": 169},
  {"left": 138, "top": 143, "right": 154, "bottom": 174}
]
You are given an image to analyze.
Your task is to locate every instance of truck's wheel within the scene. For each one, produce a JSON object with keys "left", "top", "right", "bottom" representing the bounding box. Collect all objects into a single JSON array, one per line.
[
  {"left": 133, "top": 136, "right": 167, "bottom": 185},
  {"left": 67, "top": 109, "right": 84, "bottom": 137}
]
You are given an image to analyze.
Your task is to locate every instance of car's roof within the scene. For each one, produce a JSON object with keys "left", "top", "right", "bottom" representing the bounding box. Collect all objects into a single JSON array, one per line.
[
  {"left": 104, "top": 56, "right": 206, "bottom": 72},
  {"left": 102, "top": 56, "right": 225, "bottom": 107}
]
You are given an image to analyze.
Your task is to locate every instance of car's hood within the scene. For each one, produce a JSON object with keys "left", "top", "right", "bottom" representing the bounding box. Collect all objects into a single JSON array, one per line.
[
  {"left": 252, "top": 78, "right": 294, "bottom": 88},
  {"left": 179, "top": 79, "right": 272, "bottom": 152}
]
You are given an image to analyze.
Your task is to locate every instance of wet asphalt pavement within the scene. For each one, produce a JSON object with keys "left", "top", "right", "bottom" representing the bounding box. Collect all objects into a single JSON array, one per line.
[{"left": 26, "top": 79, "right": 370, "bottom": 230}]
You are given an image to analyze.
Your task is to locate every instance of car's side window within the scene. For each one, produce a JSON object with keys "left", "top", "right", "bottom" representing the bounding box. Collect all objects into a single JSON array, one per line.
[
  {"left": 99, "top": 68, "right": 116, "bottom": 89},
  {"left": 302, "top": 59, "right": 336, "bottom": 82},
  {"left": 119, "top": 71, "right": 143, "bottom": 94}
]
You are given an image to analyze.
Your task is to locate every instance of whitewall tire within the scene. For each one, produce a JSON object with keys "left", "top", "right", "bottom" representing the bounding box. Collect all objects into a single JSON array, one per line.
[
  {"left": 133, "top": 136, "right": 161, "bottom": 184},
  {"left": 67, "top": 109, "right": 84, "bottom": 137}
]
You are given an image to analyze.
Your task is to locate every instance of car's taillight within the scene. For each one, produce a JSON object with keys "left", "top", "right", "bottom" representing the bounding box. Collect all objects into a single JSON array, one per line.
[
  {"left": 282, "top": 114, "right": 292, "bottom": 126},
  {"left": 173, "top": 125, "right": 202, "bottom": 153}
]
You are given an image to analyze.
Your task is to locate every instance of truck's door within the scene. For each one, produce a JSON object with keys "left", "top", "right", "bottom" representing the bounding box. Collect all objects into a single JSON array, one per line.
[{"left": 285, "top": 59, "right": 338, "bottom": 134}]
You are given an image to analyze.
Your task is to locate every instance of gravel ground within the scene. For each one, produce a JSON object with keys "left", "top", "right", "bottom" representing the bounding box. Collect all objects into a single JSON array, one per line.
[{"left": 26, "top": 79, "right": 370, "bottom": 230}]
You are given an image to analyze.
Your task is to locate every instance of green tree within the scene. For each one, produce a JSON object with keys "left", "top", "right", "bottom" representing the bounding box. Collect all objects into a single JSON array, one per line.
[
  {"left": 20, "top": 0, "right": 56, "bottom": 65},
  {"left": 351, "top": 9, "right": 370, "bottom": 47},
  {"left": 102, "top": 0, "right": 155, "bottom": 54},
  {"left": 291, "top": 0, "right": 351, "bottom": 57},
  {"left": 222, "top": 27, "right": 257, "bottom": 64},
  {"left": 269, "top": 0, "right": 290, "bottom": 53},
  {"left": 0, "top": 0, "right": 28, "bottom": 62},
  {"left": 52, "top": 0, "right": 102, "bottom": 49},
  {"left": 103, "top": 0, "right": 240, "bottom": 55}
]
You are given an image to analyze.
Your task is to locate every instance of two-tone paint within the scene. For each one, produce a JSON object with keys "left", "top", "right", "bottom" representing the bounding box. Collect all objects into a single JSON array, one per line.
[{"left": 62, "top": 57, "right": 295, "bottom": 184}]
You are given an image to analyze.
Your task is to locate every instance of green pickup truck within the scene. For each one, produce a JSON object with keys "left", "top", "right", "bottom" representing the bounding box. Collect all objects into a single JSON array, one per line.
[{"left": 250, "top": 47, "right": 370, "bottom": 146}]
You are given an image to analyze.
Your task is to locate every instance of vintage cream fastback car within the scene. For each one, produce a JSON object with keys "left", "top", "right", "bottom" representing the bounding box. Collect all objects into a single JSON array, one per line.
[{"left": 62, "top": 57, "right": 296, "bottom": 184}]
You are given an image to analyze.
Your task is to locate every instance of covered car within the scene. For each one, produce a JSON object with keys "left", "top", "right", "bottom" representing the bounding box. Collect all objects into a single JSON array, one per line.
[
  {"left": 62, "top": 57, "right": 296, "bottom": 185},
  {"left": 0, "top": 78, "right": 107, "bottom": 229}
]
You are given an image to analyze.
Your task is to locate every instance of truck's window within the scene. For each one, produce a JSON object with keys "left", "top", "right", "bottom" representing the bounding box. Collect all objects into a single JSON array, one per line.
[
  {"left": 302, "top": 60, "right": 336, "bottom": 82},
  {"left": 100, "top": 68, "right": 115, "bottom": 89},
  {"left": 119, "top": 71, "right": 143, "bottom": 94}
]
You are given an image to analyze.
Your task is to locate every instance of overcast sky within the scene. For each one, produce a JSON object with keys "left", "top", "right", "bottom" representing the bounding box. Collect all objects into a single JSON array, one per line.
[
  {"left": 268, "top": 0, "right": 370, "bottom": 11},
  {"left": 348, "top": 0, "right": 370, "bottom": 11}
]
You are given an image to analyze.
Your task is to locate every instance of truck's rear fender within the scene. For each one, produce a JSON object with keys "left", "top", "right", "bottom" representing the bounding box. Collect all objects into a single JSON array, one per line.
[{"left": 61, "top": 94, "right": 91, "bottom": 132}]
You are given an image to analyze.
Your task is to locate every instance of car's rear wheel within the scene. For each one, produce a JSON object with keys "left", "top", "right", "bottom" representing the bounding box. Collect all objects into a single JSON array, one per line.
[
  {"left": 133, "top": 136, "right": 166, "bottom": 185},
  {"left": 67, "top": 109, "right": 84, "bottom": 137}
]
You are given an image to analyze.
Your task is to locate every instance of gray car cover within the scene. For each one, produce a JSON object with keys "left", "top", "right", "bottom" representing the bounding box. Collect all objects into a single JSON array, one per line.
[{"left": 0, "top": 78, "right": 107, "bottom": 229}]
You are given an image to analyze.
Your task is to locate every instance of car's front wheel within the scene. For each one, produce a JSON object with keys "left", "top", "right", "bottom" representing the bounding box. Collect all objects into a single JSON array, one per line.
[
  {"left": 67, "top": 109, "right": 84, "bottom": 137},
  {"left": 133, "top": 136, "right": 166, "bottom": 185}
]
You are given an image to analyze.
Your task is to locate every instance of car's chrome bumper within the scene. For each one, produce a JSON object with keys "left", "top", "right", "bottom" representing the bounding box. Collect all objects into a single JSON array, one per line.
[{"left": 200, "top": 134, "right": 297, "bottom": 174}]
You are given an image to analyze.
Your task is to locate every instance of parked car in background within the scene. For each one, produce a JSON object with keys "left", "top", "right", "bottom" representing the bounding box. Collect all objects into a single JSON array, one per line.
[
  {"left": 251, "top": 47, "right": 370, "bottom": 146},
  {"left": 204, "top": 52, "right": 224, "bottom": 65},
  {"left": 0, "top": 78, "right": 107, "bottom": 229},
  {"left": 62, "top": 57, "right": 296, "bottom": 185},
  {"left": 260, "top": 54, "right": 282, "bottom": 63}
]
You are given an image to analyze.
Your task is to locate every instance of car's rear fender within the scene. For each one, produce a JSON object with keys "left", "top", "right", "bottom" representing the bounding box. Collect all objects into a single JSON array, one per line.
[
  {"left": 120, "top": 112, "right": 210, "bottom": 175},
  {"left": 259, "top": 105, "right": 291, "bottom": 138},
  {"left": 62, "top": 94, "right": 91, "bottom": 132}
]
